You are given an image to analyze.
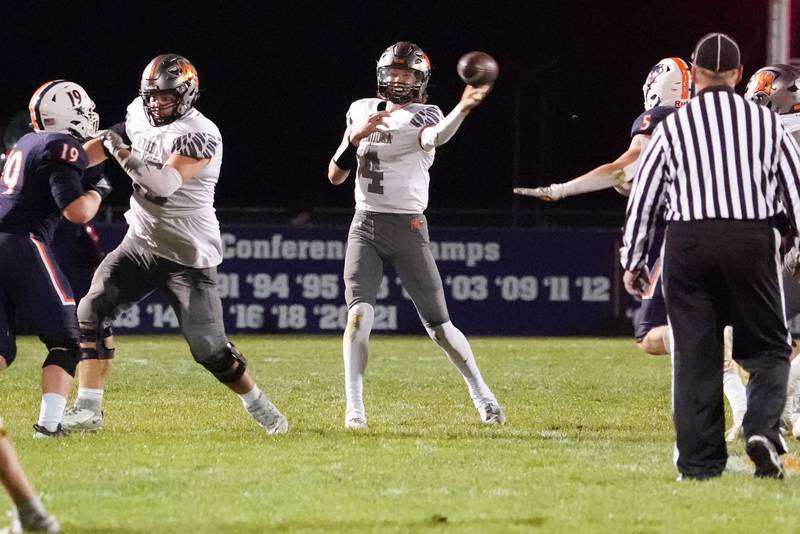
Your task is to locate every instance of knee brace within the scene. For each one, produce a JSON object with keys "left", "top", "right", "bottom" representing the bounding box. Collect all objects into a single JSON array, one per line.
[
  {"left": 43, "top": 346, "right": 80, "bottom": 376},
  {"left": 78, "top": 327, "right": 115, "bottom": 361},
  {"left": 198, "top": 342, "right": 247, "bottom": 384}
]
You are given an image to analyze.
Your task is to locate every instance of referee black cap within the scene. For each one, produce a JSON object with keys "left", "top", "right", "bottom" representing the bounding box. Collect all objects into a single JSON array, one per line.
[{"left": 692, "top": 33, "right": 741, "bottom": 72}]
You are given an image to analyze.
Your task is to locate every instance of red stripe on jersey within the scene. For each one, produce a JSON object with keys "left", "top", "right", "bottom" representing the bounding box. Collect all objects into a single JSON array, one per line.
[
  {"left": 29, "top": 235, "right": 75, "bottom": 306},
  {"left": 642, "top": 259, "right": 663, "bottom": 299}
]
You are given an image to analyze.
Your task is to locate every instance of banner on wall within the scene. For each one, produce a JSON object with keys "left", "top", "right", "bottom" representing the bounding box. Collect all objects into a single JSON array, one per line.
[{"left": 82, "top": 223, "right": 637, "bottom": 336}]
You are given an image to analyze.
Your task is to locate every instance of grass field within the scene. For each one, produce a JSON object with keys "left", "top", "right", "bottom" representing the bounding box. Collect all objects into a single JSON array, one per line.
[{"left": 2, "top": 335, "right": 800, "bottom": 533}]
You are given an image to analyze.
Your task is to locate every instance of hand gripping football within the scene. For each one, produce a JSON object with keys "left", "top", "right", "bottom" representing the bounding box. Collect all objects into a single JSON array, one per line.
[{"left": 457, "top": 51, "right": 499, "bottom": 86}]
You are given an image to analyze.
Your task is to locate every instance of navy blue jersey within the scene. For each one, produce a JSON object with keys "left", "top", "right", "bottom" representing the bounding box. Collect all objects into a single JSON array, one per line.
[
  {"left": 0, "top": 132, "right": 88, "bottom": 243},
  {"left": 630, "top": 106, "right": 675, "bottom": 138}
]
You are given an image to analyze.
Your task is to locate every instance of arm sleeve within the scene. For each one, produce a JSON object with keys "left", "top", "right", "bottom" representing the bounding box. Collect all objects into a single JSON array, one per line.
[
  {"left": 119, "top": 155, "right": 183, "bottom": 197},
  {"left": 44, "top": 137, "right": 89, "bottom": 209},
  {"left": 49, "top": 163, "right": 87, "bottom": 210},
  {"left": 620, "top": 126, "right": 669, "bottom": 271},
  {"left": 420, "top": 105, "right": 465, "bottom": 150}
]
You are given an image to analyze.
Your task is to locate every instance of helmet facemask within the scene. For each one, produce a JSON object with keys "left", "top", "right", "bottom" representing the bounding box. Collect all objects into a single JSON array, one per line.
[
  {"left": 377, "top": 66, "right": 427, "bottom": 104},
  {"left": 376, "top": 41, "right": 431, "bottom": 104},
  {"left": 139, "top": 54, "right": 199, "bottom": 126}
]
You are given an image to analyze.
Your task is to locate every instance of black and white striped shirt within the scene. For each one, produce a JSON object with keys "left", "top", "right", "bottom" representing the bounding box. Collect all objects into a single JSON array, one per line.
[{"left": 621, "top": 86, "right": 800, "bottom": 271}]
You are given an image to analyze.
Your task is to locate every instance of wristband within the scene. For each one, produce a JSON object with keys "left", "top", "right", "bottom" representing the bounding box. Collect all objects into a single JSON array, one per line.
[{"left": 334, "top": 142, "right": 358, "bottom": 170}]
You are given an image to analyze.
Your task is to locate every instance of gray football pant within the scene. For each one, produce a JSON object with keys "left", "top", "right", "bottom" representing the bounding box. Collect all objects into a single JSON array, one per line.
[
  {"left": 343, "top": 211, "right": 449, "bottom": 326},
  {"left": 77, "top": 238, "right": 227, "bottom": 361}
]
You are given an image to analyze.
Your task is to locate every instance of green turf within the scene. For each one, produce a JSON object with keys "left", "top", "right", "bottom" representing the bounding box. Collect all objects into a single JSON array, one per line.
[{"left": 1, "top": 336, "right": 799, "bottom": 533}]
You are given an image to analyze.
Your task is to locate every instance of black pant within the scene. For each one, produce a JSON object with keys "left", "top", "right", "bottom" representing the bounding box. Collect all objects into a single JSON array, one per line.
[{"left": 663, "top": 220, "right": 791, "bottom": 478}]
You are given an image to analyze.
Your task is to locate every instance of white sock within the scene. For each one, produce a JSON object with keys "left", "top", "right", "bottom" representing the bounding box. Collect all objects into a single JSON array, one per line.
[
  {"left": 343, "top": 303, "right": 373, "bottom": 416},
  {"left": 723, "top": 365, "right": 747, "bottom": 426},
  {"left": 425, "top": 321, "right": 495, "bottom": 407},
  {"left": 75, "top": 387, "right": 104, "bottom": 413},
  {"left": 37, "top": 393, "right": 67, "bottom": 432},
  {"left": 239, "top": 385, "right": 263, "bottom": 410},
  {"left": 783, "top": 356, "right": 800, "bottom": 424},
  {"left": 662, "top": 326, "right": 673, "bottom": 355}
]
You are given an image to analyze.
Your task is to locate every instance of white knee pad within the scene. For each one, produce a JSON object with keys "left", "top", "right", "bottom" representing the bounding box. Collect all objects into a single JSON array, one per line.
[{"left": 346, "top": 303, "right": 374, "bottom": 343}]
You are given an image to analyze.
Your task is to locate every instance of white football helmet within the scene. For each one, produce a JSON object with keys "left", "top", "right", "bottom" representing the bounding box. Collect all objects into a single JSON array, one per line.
[
  {"left": 28, "top": 80, "right": 99, "bottom": 140},
  {"left": 642, "top": 57, "right": 691, "bottom": 110},
  {"left": 744, "top": 64, "right": 800, "bottom": 114}
]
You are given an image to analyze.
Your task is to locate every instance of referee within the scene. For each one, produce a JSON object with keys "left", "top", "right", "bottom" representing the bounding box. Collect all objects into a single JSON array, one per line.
[{"left": 621, "top": 32, "right": 800, "bottom": 480}]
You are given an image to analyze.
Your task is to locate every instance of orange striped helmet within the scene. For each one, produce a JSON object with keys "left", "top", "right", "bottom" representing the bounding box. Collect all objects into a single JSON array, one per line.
[
  {"left": 642, "top": 58, "right": 692, "bottom": 110},
  {"left": 139, "top": 54, "right": 200, "bottom": 126}
]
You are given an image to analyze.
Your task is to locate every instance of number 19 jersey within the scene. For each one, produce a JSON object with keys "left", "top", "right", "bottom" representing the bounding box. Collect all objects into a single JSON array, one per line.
[{"left": 346, "top": 98, "right": 443, "bottom": 214}]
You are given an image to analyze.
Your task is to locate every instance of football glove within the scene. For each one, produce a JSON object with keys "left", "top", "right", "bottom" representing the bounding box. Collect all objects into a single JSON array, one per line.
[
  {"left": 101, "top": 129, "right": 130, "bottom": 161},
  {"left": 513, "top": 183, "right": 566, "bottom": 201}
]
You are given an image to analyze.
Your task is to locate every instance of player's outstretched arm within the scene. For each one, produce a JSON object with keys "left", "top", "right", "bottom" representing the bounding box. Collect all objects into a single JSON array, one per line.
[
  {"left": 101, "top": 130, "right": 202, "bottom": 197},
  {"left": 420, "top": 84, "right": 491, "bottom": 150},
  {"left": 513, "top": 135, "right": 644, "bottom": 201},
  {"left": 83, "top": 138, "right": 109, "bottom": 167}
]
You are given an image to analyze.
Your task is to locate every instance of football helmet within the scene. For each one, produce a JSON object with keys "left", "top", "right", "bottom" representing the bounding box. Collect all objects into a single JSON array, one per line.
[
  {"left": 139, "top": 53, "right": 200, "bottom": 126},
  {"left": 376, "top": 41, "right": 431, "bottom": 104},
  {"left": 642, "top": 57, "right": 691, "bottom": 110},
  {"left": 28, "top": 80, "right": 99, "bottom": 141},
  {"left": 744, "top": 64, "right": 800, "bottom": 114}
]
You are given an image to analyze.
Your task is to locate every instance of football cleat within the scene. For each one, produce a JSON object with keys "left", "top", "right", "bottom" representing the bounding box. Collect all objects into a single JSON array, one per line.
[
  {"left": 3, "top": 513, "right": 61, "bottom": 534},
  {"left": 746, "top": 435, "right": 785, "bottom": 479},
  {"left": 247, "top": 393, "right": 289, "bottom": 435},
  {"left": 478, "top": 401, "right": 506, "bottom": 425},
  {"left": 60, "top": 407, "right": 104, "bottom": 433},
  {"left": 31, "top": 424, "right": 66, "bottom": 439},
  {"left": 344, "top": 409, "right": 368, "bottom": 430}
]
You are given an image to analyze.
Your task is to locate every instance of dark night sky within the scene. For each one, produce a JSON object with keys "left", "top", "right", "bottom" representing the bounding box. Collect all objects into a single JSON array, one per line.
[{"left": 1, "top": 1, "right": 772, "bottom": 218}]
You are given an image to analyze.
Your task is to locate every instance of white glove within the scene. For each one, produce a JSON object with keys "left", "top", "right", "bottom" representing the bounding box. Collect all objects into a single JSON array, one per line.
[
  {"left": 101, "top": 130, "right": 130, "bottom": 161},
  {"left": 513, "top": 183, "right": 566, "bottom": 201},
  {"left": 783, "top": 247, "right": 800, "bottom": 281}
]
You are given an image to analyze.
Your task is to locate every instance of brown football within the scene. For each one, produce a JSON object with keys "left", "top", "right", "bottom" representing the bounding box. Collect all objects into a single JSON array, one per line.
[{"left": 457, "top": 51, "right": 499, "bottom": 86}]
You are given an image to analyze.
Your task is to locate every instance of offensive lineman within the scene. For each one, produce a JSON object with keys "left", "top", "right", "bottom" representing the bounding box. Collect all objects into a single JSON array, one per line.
[
  {"left": 514, "top": 58, "right": 749, "bottom": 441},
  {"left": 61, "top": 54, "right": 288, "bottom": 435},
  {"left": 744, "top": 63, "right": 800, "bottom": 438},
  {"left": 327, "top": 41, "right": 504, "bottom": 429}
]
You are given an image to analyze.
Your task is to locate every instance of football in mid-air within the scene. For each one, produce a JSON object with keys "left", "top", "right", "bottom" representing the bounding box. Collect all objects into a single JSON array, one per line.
[{"left": 457, "top": 51, "right": 499, "bottom": 86}]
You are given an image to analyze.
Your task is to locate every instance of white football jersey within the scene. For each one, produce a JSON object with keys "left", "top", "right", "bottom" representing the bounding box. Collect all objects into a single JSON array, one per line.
[
  {"left": 781, "top": 112, "right": 800, "bottom": 146},
  {"left": 122, "top": 97, "right": 224, "bottom": 268},
  {"left": 342, "top": 98, "right": 443, "bottom": 213}
]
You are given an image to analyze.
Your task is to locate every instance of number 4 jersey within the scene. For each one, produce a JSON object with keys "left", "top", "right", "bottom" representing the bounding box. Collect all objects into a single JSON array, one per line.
[
  {"left": 344, "top": 98, "right": 443, "bottom": 214},
  {"left": 0, "top": 132, "right": 87, "bottom": 243}
]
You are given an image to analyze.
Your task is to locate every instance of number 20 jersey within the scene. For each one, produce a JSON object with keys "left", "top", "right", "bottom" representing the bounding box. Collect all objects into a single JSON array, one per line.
[
  {"left": 123, "top": 97, "right": 224, "bottom": 268},
  {"left": 345, "top": 98, "right": 444, "bottom": 214}
]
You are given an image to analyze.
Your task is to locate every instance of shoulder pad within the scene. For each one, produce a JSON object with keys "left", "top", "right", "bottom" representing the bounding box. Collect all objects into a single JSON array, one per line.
[{"left": 43, "top": 133, "right": 88, "bottom": 171}]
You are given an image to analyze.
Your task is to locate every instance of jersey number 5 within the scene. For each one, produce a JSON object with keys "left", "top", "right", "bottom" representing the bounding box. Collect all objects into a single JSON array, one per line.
[
  {"left": 362, "top": 150, "right": 384, "bottom": 194},
  {"left": 640, "top": 114, "right": 651, "bottom": 131}
]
